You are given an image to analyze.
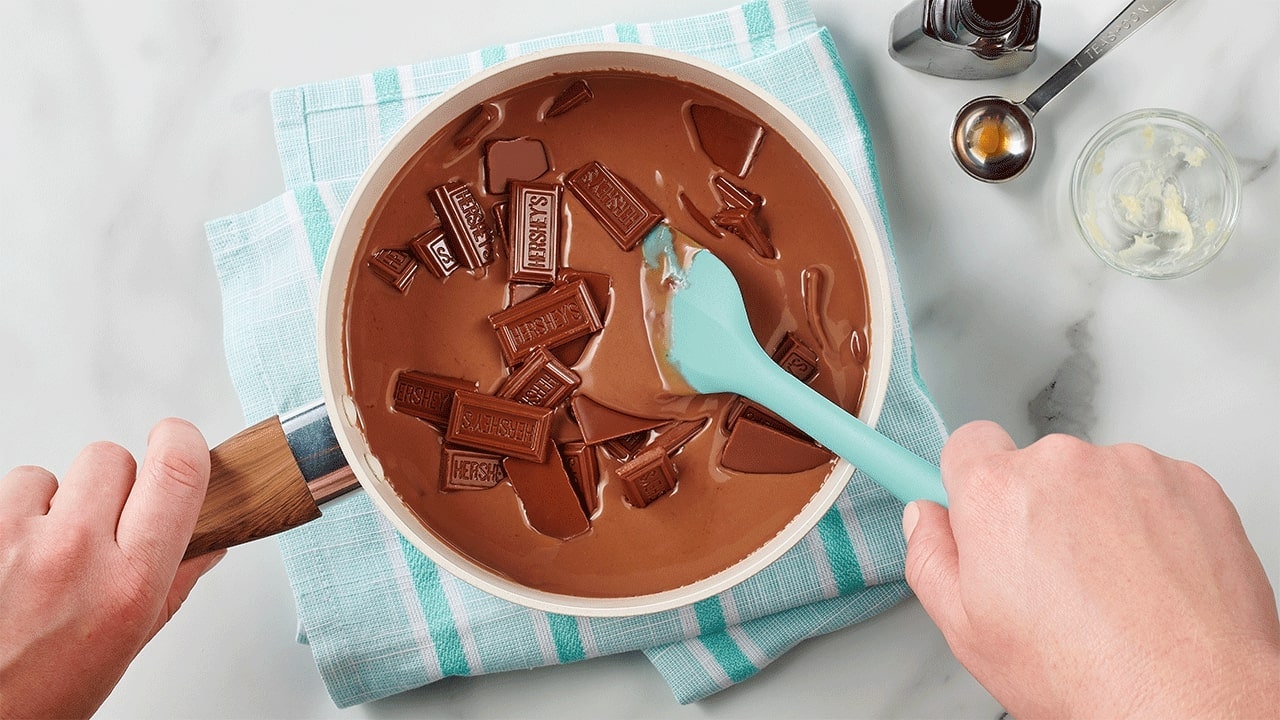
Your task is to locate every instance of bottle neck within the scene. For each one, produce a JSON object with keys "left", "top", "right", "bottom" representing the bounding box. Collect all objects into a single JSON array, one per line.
[{"left": 959, "top": 0, "right": 1025, "bottom": 38}]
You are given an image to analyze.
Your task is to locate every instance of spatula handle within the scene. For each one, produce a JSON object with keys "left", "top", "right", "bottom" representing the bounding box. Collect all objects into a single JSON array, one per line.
[{"left": 740, "top": 356, "right": 947, "bottom": 507}]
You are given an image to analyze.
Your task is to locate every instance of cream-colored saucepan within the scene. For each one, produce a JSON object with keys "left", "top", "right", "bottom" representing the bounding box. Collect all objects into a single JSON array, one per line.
[{"left": 190, "top": 44, "right": 894, "bottom": 617}]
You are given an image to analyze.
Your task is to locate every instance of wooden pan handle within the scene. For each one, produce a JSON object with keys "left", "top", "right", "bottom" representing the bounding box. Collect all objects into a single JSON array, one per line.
[{"left": 185, "top": 416, "right": 322, "bottom": 559}]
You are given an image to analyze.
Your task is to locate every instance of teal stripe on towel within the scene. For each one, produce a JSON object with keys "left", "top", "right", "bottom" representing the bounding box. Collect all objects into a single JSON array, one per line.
[
  {"left": 398, "top": 537, "right": 472, "bottom": 677},
  {"left": 816, "top": 507, "right": 865, "bottom": 594},
  {"left": 695, "top": 597, "right": 756, "bottom": 683},
  {"left": 700, "top": 631, "right": 756, "bottom": 684},
  {"left": 547, "top": 614, "right": 586, "bottom": 663},
  {"left": 371, "top": 67, "right": 404, "bottom": 145},
  {"left": 615, "top": 22, "right": 640, "bottom": 44},
  {"left": 480, "top": 46, "right": 506, "bottom": 68},
  {"left": 694, "top": 597, "right": 728, "bottom": 634},
  {"left": 293, "top": 184, "right": 334, "bottom": 275},
  {"left": 817, "top": 30, "right": 887, "bottom": 225},
  {"left": 743, "top": 0, "right": 776, "bottom": 56}
]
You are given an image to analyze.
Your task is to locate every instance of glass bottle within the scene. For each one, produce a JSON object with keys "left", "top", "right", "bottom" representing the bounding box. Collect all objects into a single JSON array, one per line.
[{"left": 890, "top": 0, "right": 1041, "bottom": 79}]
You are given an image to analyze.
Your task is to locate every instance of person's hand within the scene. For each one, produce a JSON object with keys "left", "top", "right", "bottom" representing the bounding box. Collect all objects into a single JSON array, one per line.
[
  {"left": 0, "top": 418, "right": 223, "bottom": 719},
  {"left": 904, "top": 421, "right": 1280, "bottom": 718}
]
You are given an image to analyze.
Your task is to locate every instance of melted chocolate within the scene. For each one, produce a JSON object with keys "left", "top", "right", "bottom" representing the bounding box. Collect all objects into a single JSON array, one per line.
[{"left": 344, "top": 71, "right": 870, "bottom": 598}]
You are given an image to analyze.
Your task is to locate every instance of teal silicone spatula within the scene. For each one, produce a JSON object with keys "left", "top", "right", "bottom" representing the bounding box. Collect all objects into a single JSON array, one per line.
[{"left": 642, "top": 225, "right": 947, "bottom": 507}]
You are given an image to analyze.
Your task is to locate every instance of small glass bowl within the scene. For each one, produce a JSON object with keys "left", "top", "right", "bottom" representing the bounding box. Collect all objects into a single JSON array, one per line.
[{"left": 1071, "top": 108, "right": 1240, "bottom": 279}]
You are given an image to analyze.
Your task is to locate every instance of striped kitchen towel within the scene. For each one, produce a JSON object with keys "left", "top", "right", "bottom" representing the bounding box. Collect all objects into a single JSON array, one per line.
[{"left": 205, "top": 0, "right": 947, "bottom": 707}]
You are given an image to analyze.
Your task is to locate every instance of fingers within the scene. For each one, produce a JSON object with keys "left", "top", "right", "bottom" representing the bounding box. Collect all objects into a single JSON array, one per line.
[
  {"left": 940, "top": 421, "right": 1017, "bottom": 496},
  {"left": 0, "top": 465, "right": 59, "bottom": 517},
  {"left": 116, "top": 419, "right": 210, "bottom": 570},
  {"left": 47, "top": 442, "right": 138, "bottom": 530},
  {"left": 903, "top": 500, "right": 966, "bottom": 638},
  {"left": 145, "top": 549, "right": 226, "bottom": 643}
]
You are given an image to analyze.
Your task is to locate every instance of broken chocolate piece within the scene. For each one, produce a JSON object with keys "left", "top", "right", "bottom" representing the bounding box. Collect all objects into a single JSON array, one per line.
[
  {"left": 720, "top": 417, "right": 832, "bottom": 474},
  {"left": 446, "top": 390, "right": 554, "bottom": 463},
  {"left": 487, "top": 278, "right": 603, "bottom": 366},
  {"left": 725, "top": 399, "right": 807, "bottom": 440},
  {"left": 616, "top": 447, "right": 678, "bottom": 508},
  {"left": 561, "top": 441, "right": 600, "bottom": 516},
  {"left": 440, "top": 447, "right": 506, "bottom": 491},
  {"left": 690, "top": 104, "right": 766, "bottom": 178},
  {"left": 408, "top": 227, "right": 460, "bottom": 279},
  {"left": 367, "top": 248, "right": 418, "bottom": 293},
  {"left": 507, "top": 181, "right": 561, "bottom": 284},
  {"left": 428, "top": 181, "right": 495, "bottom": 269},
  {"left": 545, "top": 79, "right": 593, "bottom": 118},
  {"left": 565, "top": 161, "right": 663, "bottom": 251},
  {"left": 723, "top": 332, "right": 821, "bottom": 436},
  {"left": 678, "top": 191, "right": 726, "bottom": 239},
  {"left": 453, "top": 102, "right": 499, "bottom": 149},
  {"left": 772, "top": 332, "right": 820, "bottom": 383},
  {"left": 496, "top": 347, "right": 580, "bottom": 408},
  {"left": 569, "top": 395, "right": 667, "bottom": 445},
  {"left": 710, "top": 176, "right": 772, "bottom": 257},
  {"left": 549, "top": 337, "right": 590, "bottom": 368},
  {"left": 713, "top": 175, "right": 763, "bottom": 210},
  {"left": 543, "top": 269, "right": 611, "bottom": 366},
  {"left": 600, "top": 431, "right": 649, "bottom": 462},
  {"left": 713, "top": 206, "right": 775, "bottom": 259},
  {"left": 555, "top": 269, "right": 612, "bottom": 320},
  {"left": 492, "top": 202, "right": 509, "bottom": 247},
  {"left": 650, "top": 418, "right": 710, "bottom": 454},
  {"left": 504, "top": 446, "right": 591, "bottom": 540},
  {"left": 391, "top": 371, "right": 478, "bottom": 426},
  {"left": 485, "top": 138, "right": 549, "bottom": 194},
  {"left": 505, "top": 281, "right": 547, "bottom": 308}
]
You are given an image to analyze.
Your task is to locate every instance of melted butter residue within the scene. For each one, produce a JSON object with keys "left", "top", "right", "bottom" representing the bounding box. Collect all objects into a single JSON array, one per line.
[
  {"left": 1114, "top": 173, "right": 1196, "bottom": 264},
  {"left": 1081, "top": 121, "right": 1223, "bottom": 273},
  {"left": 1141, "top": 124, "right": 1156, "bottom": 149},
  {"left": 1172, "top": 142, "right": 1208, "bottom": 167}
]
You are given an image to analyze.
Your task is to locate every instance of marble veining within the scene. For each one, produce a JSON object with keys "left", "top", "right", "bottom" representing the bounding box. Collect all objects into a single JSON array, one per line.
[
  {"left": 1239, "top": 147, "right": 1277, "bottom": 185},
  {"left": 1028, "top": 316, "right": 1099, "bottom": 441}
]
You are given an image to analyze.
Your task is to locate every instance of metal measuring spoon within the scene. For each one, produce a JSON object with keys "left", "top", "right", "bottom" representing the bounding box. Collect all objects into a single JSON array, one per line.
[{"left": 951, "top": 0, "right": 1178, "bottom": 182}]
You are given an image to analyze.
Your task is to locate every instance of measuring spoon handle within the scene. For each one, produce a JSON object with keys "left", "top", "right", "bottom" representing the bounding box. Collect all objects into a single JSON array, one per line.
[{"left": 1023, "top": 0, "right": 1178, "bottom": 116}]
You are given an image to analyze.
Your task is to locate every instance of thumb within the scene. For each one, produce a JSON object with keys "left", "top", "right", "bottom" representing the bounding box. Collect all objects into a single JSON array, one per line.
[
  {"left": 117, "top": 418, "right": 211, "bottom": 570},
  {"left": 903, "top": 501, "right": 965, "bottom": 637}
]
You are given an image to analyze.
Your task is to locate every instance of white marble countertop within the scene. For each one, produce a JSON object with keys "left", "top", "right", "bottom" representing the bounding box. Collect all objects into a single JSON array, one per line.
[{"left": 1, "top": 1, "right": 1275, "bottom": 717}]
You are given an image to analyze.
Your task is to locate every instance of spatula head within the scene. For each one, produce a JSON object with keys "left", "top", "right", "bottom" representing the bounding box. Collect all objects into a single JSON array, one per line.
[{"left": 641, "top": 225, "right": 771, "bottom": 396}]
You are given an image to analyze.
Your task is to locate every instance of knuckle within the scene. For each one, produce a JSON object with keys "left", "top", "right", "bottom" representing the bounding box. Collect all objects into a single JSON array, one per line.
[
  {"left": 1027, "top": 433, "right": 1095, "bottom": 478},
  {"left": 5, "top": 464, "right": 55, "bottom": 481},
  {"left": 2, "top": 465, "right": 58, "bottom": 497},
  {"left": 80, "top": 441, "right": 138, "bottom": 474},
  {"left": 957, "top": 419, "right": 1001, "bottom": 439},
  {"left": 1033, "top": 432, "right": 1090, "bottom": 459},
  {"left": 958, "top": 452, "right": 1016, "bottom": 499},
  {"left": 1109, "top": 443, "right": 1189, "bottom": 484},
  {"left": 34, "top": 520, "right": 97, "bottom": 586},
  {"left": 1110, "top": 441, "right": 1157, "bottom": 465},
  {"left": 1172, "top": 458, "right": 1226, "bottom": 497}
]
